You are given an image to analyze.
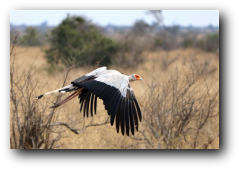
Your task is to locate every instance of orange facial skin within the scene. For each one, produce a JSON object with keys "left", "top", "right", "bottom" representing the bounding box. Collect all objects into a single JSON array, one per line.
[{"left": 134, "top": 74, "right": 142, "bottom": 80}]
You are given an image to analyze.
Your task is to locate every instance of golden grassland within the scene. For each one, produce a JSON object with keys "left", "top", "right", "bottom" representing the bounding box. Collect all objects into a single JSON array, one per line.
[{"left": 10, "top": 46, "right": 219, "bottom": 149}]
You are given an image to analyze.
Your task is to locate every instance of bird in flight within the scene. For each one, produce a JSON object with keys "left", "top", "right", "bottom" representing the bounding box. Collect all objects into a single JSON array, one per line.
[{"left": 36, "top": 67, "right": 142, "bottom": 136}]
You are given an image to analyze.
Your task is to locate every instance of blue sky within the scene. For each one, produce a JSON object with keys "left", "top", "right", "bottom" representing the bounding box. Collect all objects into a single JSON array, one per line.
[{"left": 10, "top": 10, "right": 219, "bottom": 27}]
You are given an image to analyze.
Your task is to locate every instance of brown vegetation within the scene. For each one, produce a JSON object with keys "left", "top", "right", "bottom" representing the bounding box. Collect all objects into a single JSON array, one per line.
[{"left": 10, "top": 42, "right": 219, "bottom": 149}]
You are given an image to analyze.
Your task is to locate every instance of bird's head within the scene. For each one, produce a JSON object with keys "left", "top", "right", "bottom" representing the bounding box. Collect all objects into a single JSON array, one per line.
[{"left": 129, "top": 74, "right": 143, "bottom": 82}]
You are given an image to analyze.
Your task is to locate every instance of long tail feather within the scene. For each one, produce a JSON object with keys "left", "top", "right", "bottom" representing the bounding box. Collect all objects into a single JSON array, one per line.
[{"left": 36, "top": 84, "right": 76, "bottom": 99}]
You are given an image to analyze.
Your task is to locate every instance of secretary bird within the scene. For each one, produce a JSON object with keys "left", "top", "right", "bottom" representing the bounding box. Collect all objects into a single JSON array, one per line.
[{"left": 36, "top": 67, "right": 142, "bottom": 136}]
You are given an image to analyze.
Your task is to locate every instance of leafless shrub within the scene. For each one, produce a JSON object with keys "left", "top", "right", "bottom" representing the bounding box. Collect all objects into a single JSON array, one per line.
[
  {"left": 10, "top": 32, "right": 109, "bottom": 149},
  {"left": 159, "top": 53, "right": 179, "bottom": 71},
  {"left": 132, "top": 54, "right": 219, "bottom": 149},
  {"left": 10, "top": 32, "right": 65, "bottom": 148}
]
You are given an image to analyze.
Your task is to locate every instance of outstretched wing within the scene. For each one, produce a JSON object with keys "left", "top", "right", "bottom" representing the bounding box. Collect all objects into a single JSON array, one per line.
[{"left": 72, "top": 72, "right": 142, "bottom": 136}]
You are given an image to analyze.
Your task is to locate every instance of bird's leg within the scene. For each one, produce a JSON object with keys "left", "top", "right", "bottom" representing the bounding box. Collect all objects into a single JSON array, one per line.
[
  {"left": 50, "top": 91, "right": 79, "bottom": 108},
  {"left": 50, "top": 88, "right": 82, "bottom": 108}
]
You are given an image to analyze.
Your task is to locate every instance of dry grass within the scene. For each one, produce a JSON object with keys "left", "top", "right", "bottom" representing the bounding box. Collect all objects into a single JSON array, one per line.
[{"left": 10, "top": 46, "right": 219, "bottom": 149}]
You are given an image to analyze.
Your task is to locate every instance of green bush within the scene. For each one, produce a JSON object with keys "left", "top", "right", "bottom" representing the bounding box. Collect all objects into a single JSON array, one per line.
[
  {"left": 18, "top": 27, "right": 42, "bottom": 46},
  {"left": 45, "top": 16, "right": 120, "bottom": 67}
]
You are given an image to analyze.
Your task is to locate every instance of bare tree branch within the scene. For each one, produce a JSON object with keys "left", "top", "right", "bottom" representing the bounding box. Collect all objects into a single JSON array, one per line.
[{"left": 48, "top": 117, "right": 110, "bottom": 134}]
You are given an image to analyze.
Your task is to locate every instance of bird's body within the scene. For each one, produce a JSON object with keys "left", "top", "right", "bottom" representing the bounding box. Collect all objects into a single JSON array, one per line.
[{"left": 36, "top": 67, "right": 142, "bottom": 136}]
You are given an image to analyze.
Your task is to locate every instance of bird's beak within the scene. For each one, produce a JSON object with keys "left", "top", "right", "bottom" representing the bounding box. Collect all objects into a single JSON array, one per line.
[{"left": 137, "top": 77, "right": 143, "bottom": 81}]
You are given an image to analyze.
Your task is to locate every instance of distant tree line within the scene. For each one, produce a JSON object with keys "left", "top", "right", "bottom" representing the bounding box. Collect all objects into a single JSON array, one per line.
[{"left": 11, "top": 15, "right": 219, "bottom": 70}]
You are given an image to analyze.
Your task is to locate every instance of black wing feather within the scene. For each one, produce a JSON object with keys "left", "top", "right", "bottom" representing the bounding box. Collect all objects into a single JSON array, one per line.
[
  {"left": 100, "top": 86, "right": 114, "bottom": 101},
  {"left": 79, "top": 92, "right": 87, "bottom": 112},
  {"left": 131, "top": 99, "right": 139, "bottom": 131},
  {"left": 85, "top": 92, "right": 91, "bottom": 117},
  {"left": 94, "top": 93, "right": 97, "bottom": 114},
  {"left": 73, "top": 77, "right": 142, "bottom": 136},
  {"left": 115, "top": 98, "right": 123, "bottom": 133},
  {"left": 120, "top": 98, "right": 126, "bottom": 135},
  {"left": 129, "top": 100, "right": 135, "bottom": 135},
  {"left": 90, "top": 93, "right": 94, "bottom": 117},
  {"left": 133, "top": 99, "right": 142, "bottom": 122},
  {"left": 125, "top": 99, "right": 130, "bottom": 136},
  {"left": 109, "top": 92, "right": 121, "bottom": 125},
  {"left": 83, "top": 92, "right": 89, "bottom": 117},
  {"left": 104, "top": 89, "right": 118, "bottom": 111}
]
